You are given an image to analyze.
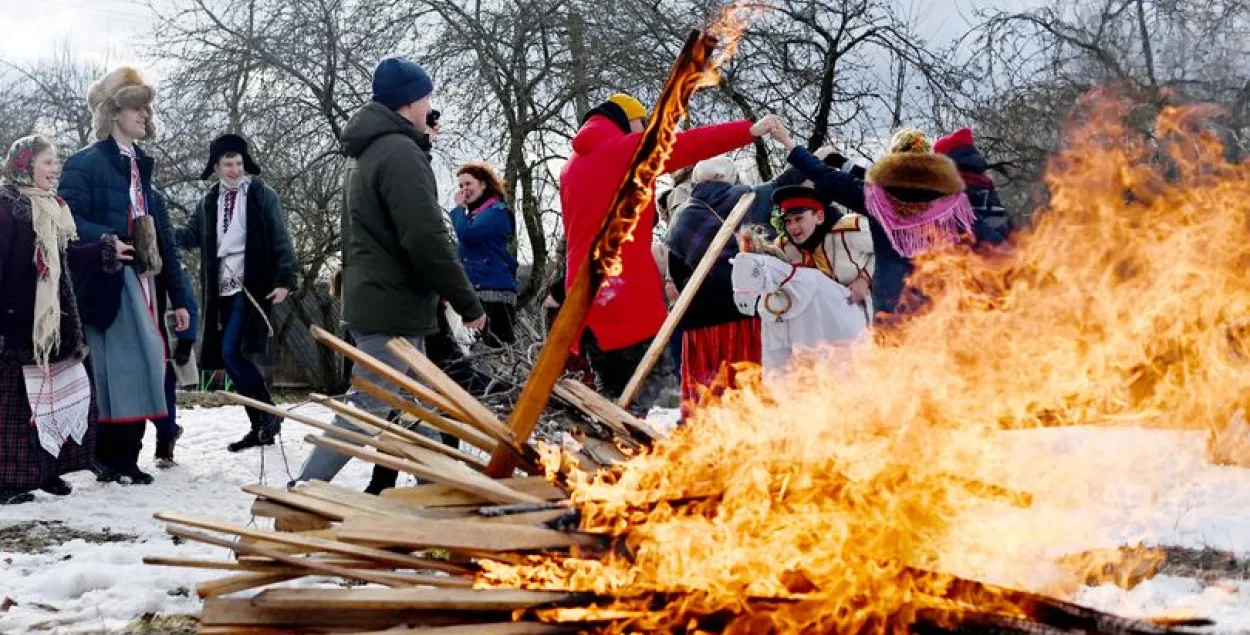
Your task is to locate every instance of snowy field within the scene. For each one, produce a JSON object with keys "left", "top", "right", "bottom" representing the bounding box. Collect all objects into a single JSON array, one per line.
[{"left": 1, "top": 405, "right": 1249, "bottom": 633}]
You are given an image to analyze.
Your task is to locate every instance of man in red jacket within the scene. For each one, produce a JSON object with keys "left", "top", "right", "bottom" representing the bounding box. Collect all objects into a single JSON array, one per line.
[{"left": 560, "top": 93, "right": 779, "bottom": 414}]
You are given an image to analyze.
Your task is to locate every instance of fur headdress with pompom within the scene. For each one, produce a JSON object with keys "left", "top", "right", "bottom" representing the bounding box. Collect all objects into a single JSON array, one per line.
[{"left": 88, "top": 66, "right": 157, "bottom": 142}]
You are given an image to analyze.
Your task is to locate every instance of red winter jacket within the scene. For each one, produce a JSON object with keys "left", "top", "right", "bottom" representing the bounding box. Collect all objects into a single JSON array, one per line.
[{"left": 560, "top": 115, "right": 755, "bottom": 352}]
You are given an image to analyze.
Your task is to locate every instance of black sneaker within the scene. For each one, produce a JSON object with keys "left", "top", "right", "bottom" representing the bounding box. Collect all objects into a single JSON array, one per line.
[
  {"left": 39, "top": 477, "right": 72, "bottom": 496},
  {"left": 0, "top": 490, "right": 34, "bottom": 505}
]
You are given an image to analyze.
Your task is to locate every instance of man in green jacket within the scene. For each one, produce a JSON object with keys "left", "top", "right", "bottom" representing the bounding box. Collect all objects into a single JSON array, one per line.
[{"left": 295, "top": 56, "right": 486, "bottom": 487}]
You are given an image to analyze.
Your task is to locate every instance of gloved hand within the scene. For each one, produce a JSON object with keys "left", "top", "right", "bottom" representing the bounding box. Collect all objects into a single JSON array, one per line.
[{"left": 174, "top": 339, "right": 195, "bottom": 366}]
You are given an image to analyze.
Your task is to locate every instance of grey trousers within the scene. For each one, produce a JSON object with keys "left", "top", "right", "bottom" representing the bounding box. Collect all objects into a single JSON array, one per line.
[{"left": 295, "top": 331, "right": 442, "bottom": 484}]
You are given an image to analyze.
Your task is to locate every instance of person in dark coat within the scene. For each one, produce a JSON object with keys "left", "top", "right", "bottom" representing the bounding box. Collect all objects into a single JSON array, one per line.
[
  {"left": 175, "top": 133, "right": 299, "bottom": 452},
  {"left": 934, "top": 127, "right": 1011, "bottom": 245},
  {"left": 664, "top": 155, "right": 805, "bottom": 418},
  {"left": 450, "top": 160, "right": 519, "bottom": 348},
  {"left": 294, "top": 56, "right": 485, "bottom": 488},
  {"left": 150, "top": 267, "right": 198, "bottom": 467},
  {"left": 59, "top": 66, "right": 191, "bottom": 485},
  {"left": 0, "top": 135, "right": 131, "bottom": 504}
]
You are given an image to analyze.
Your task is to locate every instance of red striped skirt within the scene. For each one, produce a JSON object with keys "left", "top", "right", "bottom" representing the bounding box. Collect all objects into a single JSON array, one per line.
[{"left": 680, "top": 318, "right": 762, "bottom": 417}]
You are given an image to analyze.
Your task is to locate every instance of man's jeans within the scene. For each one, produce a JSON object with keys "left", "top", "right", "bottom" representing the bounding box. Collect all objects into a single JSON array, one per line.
[{"left": 295, "top": 331, "right": 442, "bottom": 483}]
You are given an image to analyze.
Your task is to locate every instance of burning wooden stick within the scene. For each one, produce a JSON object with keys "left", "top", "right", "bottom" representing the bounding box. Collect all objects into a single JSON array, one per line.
[{"left": 488, "top": 29, "right": 723, "bottom": 477}]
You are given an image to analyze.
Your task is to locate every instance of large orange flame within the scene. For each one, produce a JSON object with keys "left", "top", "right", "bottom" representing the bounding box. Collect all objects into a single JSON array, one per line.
[{"left": 488, "top": 95, "right": 1248, "bottom": 632}]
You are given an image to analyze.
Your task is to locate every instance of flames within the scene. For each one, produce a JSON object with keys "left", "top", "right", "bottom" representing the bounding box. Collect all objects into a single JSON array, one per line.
[{"left": 490, "top": 50, "right": 1250, "bottom": 635}]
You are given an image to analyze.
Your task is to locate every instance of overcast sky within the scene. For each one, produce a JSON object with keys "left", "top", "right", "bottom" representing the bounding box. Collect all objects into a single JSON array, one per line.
[{"left": 0, "top": 0, "right": 1033, "bottom": 66}]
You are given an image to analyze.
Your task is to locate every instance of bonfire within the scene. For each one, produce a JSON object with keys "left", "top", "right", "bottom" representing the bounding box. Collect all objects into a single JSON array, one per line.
[{"left": 149, "top": 5, "right": 1250, "bottom": 635}]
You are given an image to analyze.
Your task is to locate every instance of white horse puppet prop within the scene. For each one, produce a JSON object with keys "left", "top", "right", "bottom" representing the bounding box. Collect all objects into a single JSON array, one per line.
[{"left": 731, "top": 251, "right": 869, "bottom": 373}]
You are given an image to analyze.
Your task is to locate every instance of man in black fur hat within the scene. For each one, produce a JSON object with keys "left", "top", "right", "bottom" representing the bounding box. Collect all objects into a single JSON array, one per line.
[{"left": 175, "top": 133, "right": 299, "bottom": 452}]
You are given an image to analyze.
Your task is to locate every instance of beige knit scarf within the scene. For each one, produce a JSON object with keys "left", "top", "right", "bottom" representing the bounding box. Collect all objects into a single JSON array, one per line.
[{"left": 19, "top": 185, "right": 78, "bottom": 369}]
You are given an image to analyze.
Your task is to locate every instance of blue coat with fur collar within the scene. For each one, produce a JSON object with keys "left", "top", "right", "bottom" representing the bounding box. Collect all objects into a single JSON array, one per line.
[{"left": 59, "top": 137, "right": 189, "bottom": 329}]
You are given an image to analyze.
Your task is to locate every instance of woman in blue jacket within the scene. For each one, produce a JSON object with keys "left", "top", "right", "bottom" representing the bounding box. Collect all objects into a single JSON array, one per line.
[{"left": 449, "top": 161, "right": 519, "bottom": 348}]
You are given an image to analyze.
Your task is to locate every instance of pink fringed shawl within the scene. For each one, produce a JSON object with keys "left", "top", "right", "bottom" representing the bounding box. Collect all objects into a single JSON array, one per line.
[{"left": 864, "top": 184, "right": 975, "bottom": 258}]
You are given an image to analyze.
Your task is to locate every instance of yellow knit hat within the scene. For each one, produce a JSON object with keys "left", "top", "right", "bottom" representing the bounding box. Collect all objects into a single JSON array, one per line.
[
  {"left": 608, "top": 93, "right": 648, "bottom": 122},
  {"left": 889, "top": 128, "right": 932, "bottom": 154}
]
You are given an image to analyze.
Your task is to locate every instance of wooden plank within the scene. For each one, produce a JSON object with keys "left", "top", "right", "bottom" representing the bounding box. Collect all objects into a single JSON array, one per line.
[
  {"left": 337, "top": 517, "right": 604, "bottom": 553},
  {"left": 309, "top": 393, "right": 490, "bottom": 470},
  {"left": 557, "top": 379, "right": 660, "bottom": 441},
  {"left": 251, "top": 500, "right": 335, "bottom": 532},
  {"left": 252, "top": 588, "right": 575, "bottom": 612},
  {"left": 295, "top": 481, "right": 468, "bottom": 521},
  {"left": 144, "top": 556, "right": 254, "bottom": 572},
  {"left": 305, "top": 435, "right": 542, "bottom": 505},
  {"left": 197, "top": 572, "right": 302, "bottom": 598},
  {"left": 353, "top": 376, "right": 498, "bottom": 452},
  {"left": 380, "top": 476, "right": 565, "bottom": 508},
  {"left": 154, "top": 511, "right": 469, "bottom": 575},
  {"left": 386, "top": 338, "right": 514, "bottom": 444},
  {"left": 480, "top": 509, "right": 572, "bottom": 526},
  {"left": 311, "top": 325, "right": 479, "bottom": 427},
  {"left": 618, "top": 192, "right": 757, "bottom": 408},
  {"left": 243, "top": 484, "right": 360, "bottom": 522},
  {"left": 345, "top": 623, "right": 575, "bottom": 635},
  {"left": 168, "top": 526, "right": 418, "bottom": 588},
  {"left": 579, "top": 437, "right": 629, "bottom": 466},
  {"left": 200, "top": 597, "right": 475, "bottom": 628}
]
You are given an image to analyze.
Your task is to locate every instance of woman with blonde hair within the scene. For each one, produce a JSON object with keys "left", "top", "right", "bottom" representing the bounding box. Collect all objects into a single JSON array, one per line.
[
  {"left": 450, "top": 160, "right": 519, "bottom": 347},
  {"left": 0, "top": 136, "right": 132, "bottom": 504}
]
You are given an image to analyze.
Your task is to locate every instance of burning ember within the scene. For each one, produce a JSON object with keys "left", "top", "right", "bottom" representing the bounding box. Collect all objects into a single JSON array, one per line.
[{"left": 477, "top": 97, "right": 1250, "bottom": 632}]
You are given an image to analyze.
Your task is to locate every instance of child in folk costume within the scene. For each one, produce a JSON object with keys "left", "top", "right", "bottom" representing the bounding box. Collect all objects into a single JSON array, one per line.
[
  {"left": 731, "top": 224, "right": 868, "bottom": 373},
  {"left": 0, "top": 136, "right": 132, "bottom": 504},
  {"left": 771, "top": 185, "right": 876, "bottom": 325}
]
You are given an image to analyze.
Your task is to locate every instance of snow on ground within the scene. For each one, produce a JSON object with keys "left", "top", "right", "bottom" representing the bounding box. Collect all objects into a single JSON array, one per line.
[
  {"left": 2, "top": 407, "right": 1250, "bottom": 633},
  {"left": 0, "top": 403, "right": 375, "bottom": 634}
]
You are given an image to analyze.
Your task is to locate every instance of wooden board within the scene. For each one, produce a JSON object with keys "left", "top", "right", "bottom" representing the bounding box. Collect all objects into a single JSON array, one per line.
[
  {"left": 310, "top": 393, "right": 490, "bottom": 470},
  {"left": 353, "top": 376, "right": 499, "bottom": 452},
  {"left": 155, "top": 511, "right": 469, "bottom": 575},
  {"left": 252, "top": 588, "right": 576, "bottom": 612},
  {"left": 345, "top": 623, "right": 576, "bottom": 635},
  {"left": 200, "top": 597, "right": 481, "bottom": 628},
  {"left": 197, "top": 572, "right": 302, "bottom": 598},
  {"left": 243, "top": 484, "right": 362, "bottom": 522},
  {"left": 337, "top": 517, "right": 604, "bottom": 553},
  {"left": 305, "top": 435, "right": 542, "bottom": 505},
  {"left": 380, "top": 476, "right": 565, "bottom": 508},
  {"left": 386, "top": 339, "right": 515, "bottom": 443}
]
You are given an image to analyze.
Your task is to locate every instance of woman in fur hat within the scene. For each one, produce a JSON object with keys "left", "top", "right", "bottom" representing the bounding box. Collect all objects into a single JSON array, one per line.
[
  {"left": 0, "top": 136, "right": 131, "bottom": 504},
  {"left": 768, "top": 125, "right": 976, "bottom": 318},
  {"left": 59, "top": 66, "right": 191, "bottom": 485}
]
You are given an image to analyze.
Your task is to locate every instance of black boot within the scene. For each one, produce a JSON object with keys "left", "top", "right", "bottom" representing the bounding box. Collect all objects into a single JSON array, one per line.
[
  {"left": 229, "top": 411, "right": 277, "bottom": 452},
  {"left": 39, "top": 477, "right": 72, "bottom": 496},
  {"left": 0, "top": 490, "right": 34, "bottom": 505},
  {"left": 121, "top": 467, "right": 154, "bottom": 486},
  {"left": 155, "top": 424, "right": 183, "bottom": 469},
  {"left": 364, "top": 466, "right": 399, "bottom": 495},
  {"left": 92, "top": 460, "right": 122, "bottom": 483}
]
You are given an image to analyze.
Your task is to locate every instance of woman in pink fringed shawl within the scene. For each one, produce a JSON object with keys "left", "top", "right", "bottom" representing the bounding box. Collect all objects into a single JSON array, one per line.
[{"left": 769, "top": 126, "right": 976, "bottom": 320}]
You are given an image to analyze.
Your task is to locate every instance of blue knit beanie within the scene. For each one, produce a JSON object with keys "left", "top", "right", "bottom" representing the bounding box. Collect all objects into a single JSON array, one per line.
[{"left": 371, "top": 57, "right": 434, "bottom": 110}]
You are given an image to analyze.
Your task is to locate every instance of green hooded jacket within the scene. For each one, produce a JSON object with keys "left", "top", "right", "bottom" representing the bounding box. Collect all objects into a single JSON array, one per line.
[{"left": 339, "top": 101, "right": 483, "bottom": 336}]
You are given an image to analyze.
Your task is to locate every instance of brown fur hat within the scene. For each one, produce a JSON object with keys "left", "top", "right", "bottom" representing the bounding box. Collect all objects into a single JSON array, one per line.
[
  {"left": 88, "top": 66, "right": 157, "bottom": 141},
  {"left": 866, "top": 152, "right": 964, "bottom": 197}
]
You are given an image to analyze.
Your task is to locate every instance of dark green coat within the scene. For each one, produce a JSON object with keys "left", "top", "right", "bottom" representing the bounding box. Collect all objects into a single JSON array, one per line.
[
  {"left": 175, "top": 178, "right": 299, "bottom": 370},
  {"left": 339, "top": 102, "right": 483, "bottom": 336}
]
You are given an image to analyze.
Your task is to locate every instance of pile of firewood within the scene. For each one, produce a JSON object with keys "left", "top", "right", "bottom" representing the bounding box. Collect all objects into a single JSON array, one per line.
[{"left": 147, "top": 327, "right": 1213, "bottom": 635}]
